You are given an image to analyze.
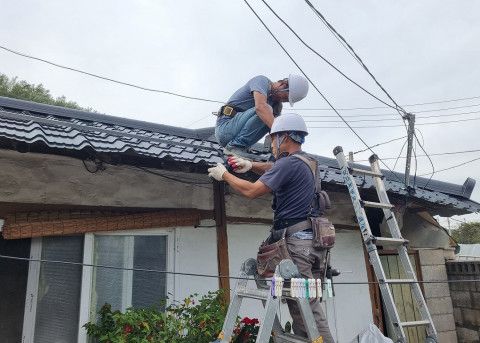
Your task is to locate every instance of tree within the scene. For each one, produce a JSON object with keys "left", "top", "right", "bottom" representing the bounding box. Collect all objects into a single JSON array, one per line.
[
  {"left": 0, "top": 73, "right": 94, "bottom": 111},
  {"left": 451, "top": 221, "right": 480, "bottom": 244}
]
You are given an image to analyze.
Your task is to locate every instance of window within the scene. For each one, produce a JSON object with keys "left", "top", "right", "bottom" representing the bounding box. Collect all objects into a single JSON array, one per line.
[
  {"left": 23, "top": 230, "right": 173, "bottom": 343},
  {"left": 23, "top": 236, "right": 84, "bottom": 343},
  {"left": 90, "top": 235, "right": 168, "bottom": 314}
]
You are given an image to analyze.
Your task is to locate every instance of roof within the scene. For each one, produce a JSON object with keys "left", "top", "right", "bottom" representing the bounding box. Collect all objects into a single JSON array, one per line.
[
  {"left": 458, "top": 244, "right": 480, "bottom": 260},
  {"left": 0, "top": 96, "right": 478, "bottom": 215}
]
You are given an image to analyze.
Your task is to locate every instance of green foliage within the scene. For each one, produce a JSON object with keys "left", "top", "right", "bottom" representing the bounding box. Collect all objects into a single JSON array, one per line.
[
  {"left": 84, "top": 290, "right": 229, "bottom": 343},
  {"left": 451, "top": 221, "right": 480, "bottom": 244},
  {"left": 0, "top": 73, "right": 94, "bottom": 111}
]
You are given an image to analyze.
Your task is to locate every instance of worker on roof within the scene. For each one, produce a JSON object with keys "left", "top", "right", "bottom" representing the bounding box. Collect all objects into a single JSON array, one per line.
[
  {"left": 208, "top": 113, "right": 335, "bottom": 342},
  {"left": 215, "top": 74, "right": 309, "bottom": 156}
]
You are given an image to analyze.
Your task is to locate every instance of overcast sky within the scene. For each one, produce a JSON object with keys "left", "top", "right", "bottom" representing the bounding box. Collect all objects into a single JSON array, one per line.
[{"left": 2, "top": 0, "right": 479, "bottom": 226}]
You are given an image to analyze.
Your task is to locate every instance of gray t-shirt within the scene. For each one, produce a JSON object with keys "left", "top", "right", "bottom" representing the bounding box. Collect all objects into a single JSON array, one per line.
[
  {"left": 224, "top": 75, "right": 282, "bottom": 113},
  {"left": 259, "top": 154, "right": 314, "bottom": 221}
]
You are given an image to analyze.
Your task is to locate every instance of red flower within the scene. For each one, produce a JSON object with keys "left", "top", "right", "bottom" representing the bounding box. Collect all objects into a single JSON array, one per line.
[
  {"left": 123, "top": 324, "right": 133, "bottom": 335},
  {"left": 241, "top": 317, "right": 259, "bottom": 326}
]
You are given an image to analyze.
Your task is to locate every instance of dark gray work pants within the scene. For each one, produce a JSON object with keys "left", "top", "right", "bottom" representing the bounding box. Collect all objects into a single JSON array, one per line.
[{"left": 285, "top": 237, "right": 335, "bottom": 343}]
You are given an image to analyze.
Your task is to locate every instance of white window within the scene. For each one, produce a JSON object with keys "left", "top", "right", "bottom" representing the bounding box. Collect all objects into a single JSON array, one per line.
[
  {"left": 23, "top": 236, "right": 84, "bottom": 343},
  {"left": 23, "top": 230, "right": 174, "bottom": 343}
]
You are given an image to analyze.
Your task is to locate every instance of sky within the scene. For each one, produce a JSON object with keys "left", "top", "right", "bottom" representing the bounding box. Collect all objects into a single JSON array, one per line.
[{"left": 1, "top": 0, "right": 480, "bottom": 227}]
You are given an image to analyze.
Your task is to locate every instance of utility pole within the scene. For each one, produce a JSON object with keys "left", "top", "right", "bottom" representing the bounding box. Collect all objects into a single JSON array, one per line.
[
  {"left": 404, "top": 113, "right": 416, "bottom": 189},
  {"left": 348, "top": 151, "right": 354, "bottom": 163}
]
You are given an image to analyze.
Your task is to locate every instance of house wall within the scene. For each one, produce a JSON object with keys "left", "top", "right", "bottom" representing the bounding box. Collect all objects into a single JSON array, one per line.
[{"left": 446, "top": 261, "right": 480, "bottom": 343}]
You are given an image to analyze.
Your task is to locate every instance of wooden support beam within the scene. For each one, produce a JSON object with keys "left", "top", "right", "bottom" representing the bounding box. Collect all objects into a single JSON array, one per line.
[{"left": 213, "top": 181, "right": 230, "bottom": 302}]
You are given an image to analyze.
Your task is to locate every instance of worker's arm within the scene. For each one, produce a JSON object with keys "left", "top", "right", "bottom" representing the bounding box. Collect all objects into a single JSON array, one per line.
[
  {"left": 223, "top": 172, "right": 271, "bottom": 199},
  {"left": 251, "top": 161, "right": 273, "bottom": 175},
  {"left": 253, "top": 91, "right": 274, "bottom": 128}
]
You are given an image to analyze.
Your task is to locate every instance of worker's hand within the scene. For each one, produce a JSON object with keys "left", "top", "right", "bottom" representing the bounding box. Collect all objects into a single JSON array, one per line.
[
  {"left": 227, "top": 155, "right": 252, "bottom": 173},
  {"left": 208, "top": 163, "right": 227, "bottom": 181}
]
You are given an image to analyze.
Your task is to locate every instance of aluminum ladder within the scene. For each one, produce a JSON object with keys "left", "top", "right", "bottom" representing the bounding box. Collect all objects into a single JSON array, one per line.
[
  {"left": 333, "top": 146, "right": 437, "bottom": 343},
  {"left": 214, "top": 258, "right": 324, "bottom": 343}
]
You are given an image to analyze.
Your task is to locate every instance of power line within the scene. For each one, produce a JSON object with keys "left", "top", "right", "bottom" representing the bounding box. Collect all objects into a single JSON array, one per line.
[
  {"left": 1, "top": 254, "right": 478, "bottom": 285},
  {"left": 308, "top": 116, "right": 480, "bottom": 128},
  {"left": 289, "top": 95, "right": 480, "bottom": 112},
  {"left": 305, "top": 109, "right": 480, "bottom": 122},
  {"left": 357, "top": 148, "right": 480, "bottom": 161},
  {"left": 260, "top": 0, "right": 398, "bottom": 111},
  {"left": 242, "top": 0, "right": 407, "bottom": 186},
  {"left": 303, "top": 0, "right": 407, "bottom": 119},
  {"left": 352, "top": 136, "right": 406, "bottom": 154},
  {"left": 418, "top": 156, "right": 480, "bottom": 177},
  {"left": 301, "top": 106, "right": 480, "bottom": 118},
  {"left": 0, "top": 44, "right": 224, "bottom": 104}
]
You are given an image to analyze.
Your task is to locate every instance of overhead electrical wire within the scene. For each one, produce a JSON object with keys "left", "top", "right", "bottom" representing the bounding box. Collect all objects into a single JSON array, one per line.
[
  {"left": 1, "top": 254, "right": 479, "bottom": 285},
  {"left": 302, "top": 0, "right": 436, "bottom": 181},
  {"left": 357, "top": 148, "right": 480, "bottom": 161},
  {"left": 418, "top": 156, "right": 480, "bottom": 177},
  {"left": 259, "top": 0, "right": 398, "bottom": 111},
  {"left": 307, "top": 116, "right": 480, "bottom": 128},
  {"left": 352, "top": 136, "right": 406, "bottom": 154},
  {"left": 289, "top": 94, "right": 480, "bottom": 111},
  {"left": 300, "top": 107, "right": 480, "bottom": 118},
  {"left": 302, "top": 0, "right": 407, "bottom": 119},
  {"left": 242, "top": 0, "right": 407, "bottom": 186},
  {"left": 0, "top": 44, "right": 224, "bottom": 104}
]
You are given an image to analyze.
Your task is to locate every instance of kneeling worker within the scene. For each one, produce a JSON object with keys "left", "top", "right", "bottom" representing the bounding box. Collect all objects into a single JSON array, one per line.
[
  {"left": 208, "top": 113, "right": 334, "bottom": 342},
  {"left": 215, "top": 74, "right": 309, "bottom": 156}
]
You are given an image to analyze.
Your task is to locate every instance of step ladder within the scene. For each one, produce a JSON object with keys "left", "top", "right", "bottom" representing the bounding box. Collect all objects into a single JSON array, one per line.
[
  {"left": 333, "top": 146, "right": 437, "bottom": 343},
  {"left": 214, "top": 258, "right": 325, "bottom": 343}
]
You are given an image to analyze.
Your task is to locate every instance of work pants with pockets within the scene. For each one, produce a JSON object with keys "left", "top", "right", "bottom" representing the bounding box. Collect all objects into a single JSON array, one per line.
[{"left": 285, "top": 237, "right": 335, "bottom": 343}]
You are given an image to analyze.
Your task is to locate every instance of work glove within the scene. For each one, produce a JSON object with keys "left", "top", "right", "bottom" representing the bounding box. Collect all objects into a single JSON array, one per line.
[
  {"left": 208, "top": 163, "right": 227, "bottom": 181},
  {"left": 227, "top": 155, "right": 252, "bottom": 173}
]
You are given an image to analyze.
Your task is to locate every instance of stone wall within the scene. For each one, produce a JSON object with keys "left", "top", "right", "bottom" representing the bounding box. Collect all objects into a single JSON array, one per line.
[
  {"left": 447, "top": 261, "right": 480, "bottom": 342},
  {"left": 419, "top": 249, "right": 457, "bottom": 343}
]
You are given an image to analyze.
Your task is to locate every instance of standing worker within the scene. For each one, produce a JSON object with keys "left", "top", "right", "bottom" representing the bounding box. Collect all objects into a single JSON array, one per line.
[
  {"left": 215, "top": 74, "right": 309, "bottom": 156},
  {"left": 208, "top": 113, "right": 335, "bottom": 342}
]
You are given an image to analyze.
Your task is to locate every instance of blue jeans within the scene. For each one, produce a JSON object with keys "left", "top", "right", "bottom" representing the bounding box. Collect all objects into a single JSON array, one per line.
[{"left": 215, "top": 107, "right": 269, "bottom": 149}]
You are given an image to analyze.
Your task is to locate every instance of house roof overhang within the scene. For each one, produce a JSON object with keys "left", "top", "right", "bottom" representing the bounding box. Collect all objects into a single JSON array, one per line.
[{"left": 0, "top": 96, "right": 478, "bottom": 216}]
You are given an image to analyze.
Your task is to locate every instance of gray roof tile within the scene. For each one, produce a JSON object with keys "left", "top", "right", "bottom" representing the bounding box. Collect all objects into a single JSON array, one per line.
[{"left": 0, "top": 96, "right": 478, "bottom": 214}]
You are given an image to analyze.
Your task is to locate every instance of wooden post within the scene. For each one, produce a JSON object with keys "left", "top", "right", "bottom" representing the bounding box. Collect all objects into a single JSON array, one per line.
[{"left": 213, "top": 181, "right": 230, "bottom": 302}]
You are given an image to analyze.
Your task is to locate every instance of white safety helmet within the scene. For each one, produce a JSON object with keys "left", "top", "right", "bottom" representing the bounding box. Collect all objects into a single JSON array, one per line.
[
  {"left": 288, "top": 74, "right": 309, "bottom": 106},
  {"left": 270, "top": 113, "right": 308, "bottom": 136}
]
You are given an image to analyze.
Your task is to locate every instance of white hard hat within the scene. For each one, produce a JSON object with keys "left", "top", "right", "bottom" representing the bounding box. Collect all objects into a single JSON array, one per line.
[
  {"left": 270, "top": 113, "right": 308, "bottom": 136},
  {"left": 288, "top": 74, "right": 309, "bottom": 106}
]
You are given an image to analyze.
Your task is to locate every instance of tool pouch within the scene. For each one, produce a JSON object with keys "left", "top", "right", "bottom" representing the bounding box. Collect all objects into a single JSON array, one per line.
[
  {"left": 256, "top": 232, "right": 291, "bottom": 278},
  {"left": 310, "top": 216, "right": 336, "bottom": 249}
]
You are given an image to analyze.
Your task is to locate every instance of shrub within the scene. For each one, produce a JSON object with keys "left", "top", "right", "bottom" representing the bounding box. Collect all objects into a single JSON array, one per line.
[{"left": 84, "top": 290, "right": 228, "bottom": 343}]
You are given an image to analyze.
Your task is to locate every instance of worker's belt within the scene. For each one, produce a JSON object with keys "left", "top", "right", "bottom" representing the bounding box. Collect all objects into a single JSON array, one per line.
[
  {"left": 217, "top": 105, "right": 242, "bottom": 117},
  {"left": 273, "top": 218, "right": 310, "bottom": 231}
]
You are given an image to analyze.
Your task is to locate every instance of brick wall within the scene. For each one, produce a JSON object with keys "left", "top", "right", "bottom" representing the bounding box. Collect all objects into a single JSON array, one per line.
[
  {"left": 419, "top": 249, "right": 457, "bottom": 343},
  {"left": 446, "top": 261, "right": 480, "bottom": 342}
]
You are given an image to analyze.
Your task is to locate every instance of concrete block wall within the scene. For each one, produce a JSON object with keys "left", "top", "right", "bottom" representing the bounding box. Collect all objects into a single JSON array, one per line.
[
  {"left": 418, "top": 249, "right": 457, "bottom": 343},
  {"left": 447, "top": 261, "right": 480, "bottom": 342}
]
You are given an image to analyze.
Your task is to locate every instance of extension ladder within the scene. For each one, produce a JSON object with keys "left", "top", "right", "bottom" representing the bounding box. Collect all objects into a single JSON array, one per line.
[
  {"left": 333, "top": 146, "right": 437, "bottom": 343},
  {"left": 214, "top": 258, "right": 324, "bottom": 343}
]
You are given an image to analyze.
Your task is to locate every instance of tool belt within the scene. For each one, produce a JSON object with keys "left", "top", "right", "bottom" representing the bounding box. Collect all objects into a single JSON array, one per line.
[
  {"left": 256, "top": 218, "right": 335, "bottom": 277},
  {"left": 215, "top": 104, "right": 242, "bottom": 117}
]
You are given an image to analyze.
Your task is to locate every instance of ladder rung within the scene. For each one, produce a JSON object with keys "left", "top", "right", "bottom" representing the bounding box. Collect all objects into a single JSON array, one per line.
[
  {"left": 349, "top": 167, "right": 383, "bottom": 178},
  {"left": 384, "top": 279, "right": 416, "bottom": 284},
  {"left": 373, "top": 237, "right": 408, "bottom": 246},
  {"left": 237, "top": 288, "right": 269, "bottom": 300},
  {"left": 400, "top": 320, "right": 431, "bottom": 327},
  {"left": 361, "top": 200, "right": 394, "bottom": 209}
]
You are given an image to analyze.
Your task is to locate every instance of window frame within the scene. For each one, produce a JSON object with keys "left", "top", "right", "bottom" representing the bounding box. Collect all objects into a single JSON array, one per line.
[{"left": 21, "top": 229, "right": 175, "bottom": 343}]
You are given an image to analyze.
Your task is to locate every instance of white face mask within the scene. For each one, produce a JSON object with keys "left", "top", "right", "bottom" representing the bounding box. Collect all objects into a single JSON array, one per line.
[{"left": 273, "top": 133, "right": 288, "bottom": 160}]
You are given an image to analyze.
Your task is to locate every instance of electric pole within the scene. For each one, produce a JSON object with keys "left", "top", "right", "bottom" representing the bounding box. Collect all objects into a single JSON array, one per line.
[{"left": 404, "top": 113, "right": 416, "bottom": 189}]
